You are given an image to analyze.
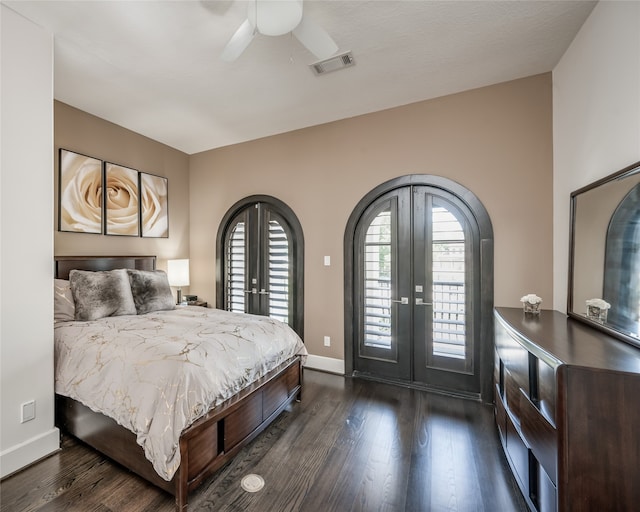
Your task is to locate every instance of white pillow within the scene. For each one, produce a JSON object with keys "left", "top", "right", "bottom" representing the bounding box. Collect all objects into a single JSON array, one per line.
[{"left": 54, "top": 279, "right": 75, "bottom": 322}]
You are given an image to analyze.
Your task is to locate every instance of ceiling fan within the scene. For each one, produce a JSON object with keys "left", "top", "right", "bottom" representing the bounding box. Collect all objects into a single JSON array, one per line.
[{"left": 221, "top": 0, "right": 338, "bottom": 62}]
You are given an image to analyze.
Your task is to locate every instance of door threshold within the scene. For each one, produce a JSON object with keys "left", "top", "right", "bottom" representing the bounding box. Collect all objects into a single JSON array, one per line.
[{"left": 350, "top": 371, "right": 482, "bottom": 402}]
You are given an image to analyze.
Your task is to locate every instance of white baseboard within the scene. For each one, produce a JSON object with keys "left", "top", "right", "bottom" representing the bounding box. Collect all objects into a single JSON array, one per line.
[
  {"left": 303, "top": 354, "right": 345, "bottom": 375},
  {"left": 0, "top": 427, "right": 60, "bottom": 479}
]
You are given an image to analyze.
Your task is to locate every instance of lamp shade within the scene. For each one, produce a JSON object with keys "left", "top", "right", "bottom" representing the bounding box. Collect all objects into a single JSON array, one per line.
[{"left": 167, "top": 259, "right": 190, "bottom": 287}]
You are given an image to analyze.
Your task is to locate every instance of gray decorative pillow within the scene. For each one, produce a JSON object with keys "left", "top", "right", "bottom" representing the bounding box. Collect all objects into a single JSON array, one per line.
[
  {"left": 69, "top": 269, "right": 137, "bottom": 321},
  {"left": 54, "top": 279, "right": 75, "bottom": 322},
  {"left": 127, "top": 269, "right": 176, "bottom": 314}
]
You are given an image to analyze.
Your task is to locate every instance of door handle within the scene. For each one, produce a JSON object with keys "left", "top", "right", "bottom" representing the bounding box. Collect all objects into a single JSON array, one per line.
[
  {"left": 415, "top": 298, "right": 433, "bottom": 306},
  {"left": 244, "top": 288, "right": 257, "bottom": 294},
  {"left": 390, "top": 297, "right": 409, "bottom": 305},
  {"left": 258, "top": 289, "right": 269, "bottom": 295}
]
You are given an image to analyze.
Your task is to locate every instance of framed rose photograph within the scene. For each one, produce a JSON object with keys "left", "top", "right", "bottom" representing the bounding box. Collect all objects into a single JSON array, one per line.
[
  {"left": 140, "top": 173, "right": 169, "bottom": 238},
  {"left": 104, "top": 162, "right": 140, "bottom": 236},
  {"left": 59, "top": 149, "right": 103, "bottom": 234}
]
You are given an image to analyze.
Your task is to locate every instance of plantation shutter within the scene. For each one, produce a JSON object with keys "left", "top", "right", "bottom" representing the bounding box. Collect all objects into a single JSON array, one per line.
[
  {"left": 268, "top": 217, "right": 289, "bottom": 324},
  {"left": 226, "top": 219, "right": 247, "bottom": 313}
]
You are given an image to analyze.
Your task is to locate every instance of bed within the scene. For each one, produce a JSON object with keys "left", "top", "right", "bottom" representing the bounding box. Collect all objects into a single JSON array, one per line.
[{"left": 54, "top": 256, "right": 305, "bottom": 511}]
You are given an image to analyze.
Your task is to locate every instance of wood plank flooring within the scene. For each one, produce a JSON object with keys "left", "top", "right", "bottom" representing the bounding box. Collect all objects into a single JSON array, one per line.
[{"left": 0, "top": 370, "right": 527, "bottom": 512}]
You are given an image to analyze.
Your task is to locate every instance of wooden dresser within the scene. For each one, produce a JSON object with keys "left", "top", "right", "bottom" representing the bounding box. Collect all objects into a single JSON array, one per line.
[{"left": 494, "top": 307, "right": 640, "bottom": 512}]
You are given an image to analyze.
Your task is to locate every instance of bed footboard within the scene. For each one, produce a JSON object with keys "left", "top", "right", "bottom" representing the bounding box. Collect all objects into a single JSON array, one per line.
[{"left": 56, "top": 356, "right": 303, "bottom": 511}]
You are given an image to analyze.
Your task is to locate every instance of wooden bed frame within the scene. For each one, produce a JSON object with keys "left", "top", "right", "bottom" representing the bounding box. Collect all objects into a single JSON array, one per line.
[{"left": 54, "top": 256, "right": 303, "bottom": 511}]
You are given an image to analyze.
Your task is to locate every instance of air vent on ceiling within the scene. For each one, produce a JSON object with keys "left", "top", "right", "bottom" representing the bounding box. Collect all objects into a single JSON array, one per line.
[{"left": 310, "top": 51, "right": 355, "bottom": 76}]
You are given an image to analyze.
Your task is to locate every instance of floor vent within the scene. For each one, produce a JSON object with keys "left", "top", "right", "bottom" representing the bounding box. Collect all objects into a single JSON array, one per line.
[{"left": 310, "top": 51, "right": 355, "bottom": 76}]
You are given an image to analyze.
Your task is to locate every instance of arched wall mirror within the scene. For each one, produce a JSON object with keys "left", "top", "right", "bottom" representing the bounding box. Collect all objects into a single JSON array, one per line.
[{"left": 569, "top": 160, "right": 640, "bottom": 348}]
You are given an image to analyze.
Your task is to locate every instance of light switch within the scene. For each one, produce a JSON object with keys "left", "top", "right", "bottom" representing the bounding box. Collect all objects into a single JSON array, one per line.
[{"left": 324, "top": 256, "right": 331, "bottom": 266}]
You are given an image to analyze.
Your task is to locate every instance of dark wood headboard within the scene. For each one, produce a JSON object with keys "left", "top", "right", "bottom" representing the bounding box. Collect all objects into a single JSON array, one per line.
[{"left": 55, "top": 256, "right": 156, "bottom": 280}]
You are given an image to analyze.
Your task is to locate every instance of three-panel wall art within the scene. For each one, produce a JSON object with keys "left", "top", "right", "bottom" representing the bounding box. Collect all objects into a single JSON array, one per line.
[{"left": 58, "top": 149, "right": 168, "bottom": 237}]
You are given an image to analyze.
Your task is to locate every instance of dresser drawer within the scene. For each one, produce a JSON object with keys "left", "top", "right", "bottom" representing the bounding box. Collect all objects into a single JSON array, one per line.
[
  {"left": 497, "top": 324, "right": 530, "bottom": 399},
  {"left": 535, "top": 358, "right": 556, "bottom": 425},
  {"left": 536, "top": 463, "right": 557, "bottom": 512},
  {"left": 520, "top": 389, "right": 557, "bottom": 485},
  {"left": 495, "top": 384, "right": 507, "bottom": 442},
  {"left": 495, "top": 350, "right": 503, "bottom": 396},
  {"left": 504, "top": 367, "right": 524, "bottom": 425},
  {"left": 506, "top": 414, "right": 530, "bottom": 497}
]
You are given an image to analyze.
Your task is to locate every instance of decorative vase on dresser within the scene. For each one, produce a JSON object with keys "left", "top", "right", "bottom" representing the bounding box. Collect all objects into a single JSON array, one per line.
[{"left": 494, "top": 307, "right": 640, "bottom": 512}]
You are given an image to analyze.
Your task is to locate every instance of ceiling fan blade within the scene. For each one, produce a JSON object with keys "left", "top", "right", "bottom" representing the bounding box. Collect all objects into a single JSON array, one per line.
[
  {"left": 221, "top": 19, "right": 256, "bottom": 62},
  {"left": 292, "top": 15, "right": 338, "bottom": 60}
]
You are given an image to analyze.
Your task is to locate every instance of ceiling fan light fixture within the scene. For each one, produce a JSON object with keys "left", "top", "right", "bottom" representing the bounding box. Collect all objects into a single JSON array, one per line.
[
  {"left": 221, "top": 0, "right": 337, "bottom": 62},
  {"left": 248, "top": 0, "right": 303, "bottom": 36}
]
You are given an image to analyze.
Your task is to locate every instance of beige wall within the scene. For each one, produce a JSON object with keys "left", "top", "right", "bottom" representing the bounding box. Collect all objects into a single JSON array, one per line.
[
  {"left": 190, "top": 73, "right": 554, "bottom": 361},
  {"left": 54, "top": 101, "right": 191, "bottom": 277}
]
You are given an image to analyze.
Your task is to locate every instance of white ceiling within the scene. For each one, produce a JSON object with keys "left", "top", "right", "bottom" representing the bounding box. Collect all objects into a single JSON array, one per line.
[{"left": 6, "top": 0, "right": 596, "bottom": 155}]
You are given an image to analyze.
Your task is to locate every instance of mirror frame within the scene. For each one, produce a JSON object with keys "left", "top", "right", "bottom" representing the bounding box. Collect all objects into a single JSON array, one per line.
[{"left": 568, "top": 160, "right": 640, "bottom": 348}]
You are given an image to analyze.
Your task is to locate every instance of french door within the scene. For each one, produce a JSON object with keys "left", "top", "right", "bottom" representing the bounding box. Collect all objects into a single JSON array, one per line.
[
  {"left": 218, "top": 196, "right": 304, "bottom": 337},
  {"left": 354, "top": 185, "right": 481, "bottom": 395}
]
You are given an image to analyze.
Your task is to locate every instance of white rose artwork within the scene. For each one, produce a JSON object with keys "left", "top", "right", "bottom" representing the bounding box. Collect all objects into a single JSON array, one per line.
[
  {"left": 105, "top": 163, "right": 140, "bottom": 236},
  {"left": 59, "top": 149, "right": 103, "bottom": 233},
  {"left": 58, "top": 149, "right": 168, "bottom": 237},
  {"left": 141, "top": 173, "right": 168, "bottom": 238}
]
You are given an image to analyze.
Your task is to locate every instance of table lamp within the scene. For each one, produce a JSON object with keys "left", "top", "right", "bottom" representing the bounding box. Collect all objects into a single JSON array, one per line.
[{"left": 167, "top": 259, "right": 190, "bottom": 305}]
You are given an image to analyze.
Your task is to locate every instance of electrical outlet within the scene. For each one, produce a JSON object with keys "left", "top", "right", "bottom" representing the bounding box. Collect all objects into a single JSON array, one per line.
[
  {"left": 324, "top": 336, "right": 331, "bottom": 347},
  {"left": 21, "top": 400, "right": 35, "bottom": 423}
]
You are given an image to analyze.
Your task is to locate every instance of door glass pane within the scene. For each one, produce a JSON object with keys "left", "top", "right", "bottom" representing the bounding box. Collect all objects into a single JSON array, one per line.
[
  {"left": 364, "top": 209, "right": 392, "bottom": 349},
  {"left": 227, "top": 221, "right": 246, "bottom": 313},
  {"left": 432, "top": 205, "right": 466, "bottom": 359},
  {"left": 268, "top": 218, "right": 289, "bottom": 324}
]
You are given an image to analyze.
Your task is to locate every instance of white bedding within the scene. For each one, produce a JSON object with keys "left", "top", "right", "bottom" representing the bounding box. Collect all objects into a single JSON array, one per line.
[{"left": 54, "top": 306, "right": 307, "bottom": 481}]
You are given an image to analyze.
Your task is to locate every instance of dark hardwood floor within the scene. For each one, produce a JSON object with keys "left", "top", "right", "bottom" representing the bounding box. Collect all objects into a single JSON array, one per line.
[{"left": 1, "top": 369, "right": 526, "bottom": 512}]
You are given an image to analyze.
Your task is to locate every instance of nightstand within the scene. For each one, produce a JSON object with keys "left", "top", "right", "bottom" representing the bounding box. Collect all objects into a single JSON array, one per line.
[{"left": 187, "top": 300, "right": 207, "bottom": 307}]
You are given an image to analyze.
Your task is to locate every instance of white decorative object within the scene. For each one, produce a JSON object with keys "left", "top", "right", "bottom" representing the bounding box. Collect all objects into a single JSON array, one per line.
[
  {"left": 586, "top": 299, "right": 611, "bottom": 323},
  {"left": 520, "top": 294, "right": 542, "bottom": 315}
]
